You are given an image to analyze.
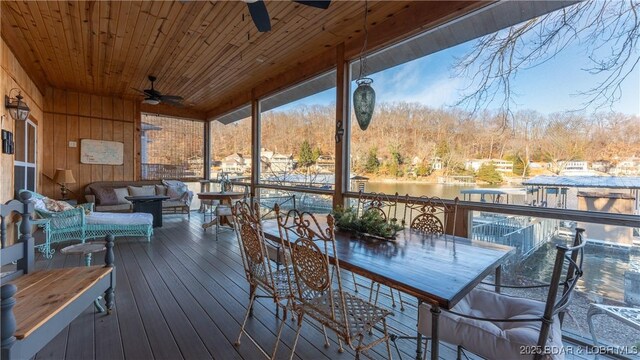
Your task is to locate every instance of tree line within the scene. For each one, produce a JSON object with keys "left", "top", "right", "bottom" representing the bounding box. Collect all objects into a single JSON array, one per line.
[{"left": 210, "top": 102, "right": 640, "bottom": 177}]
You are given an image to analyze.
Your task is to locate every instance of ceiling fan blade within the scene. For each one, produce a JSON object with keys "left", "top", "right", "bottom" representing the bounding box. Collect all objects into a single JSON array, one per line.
[
  {"left": 160, "top": 95, "right": 184, "bottom": 101},
  {"left": 247, "top": 0, "right": 271, "bottom": 32},
  {"left": 294, "top": 0, "right": 331, "bottom": 9},
  {"left": 161, "top": 98, "right": 184, "bottom": 108},
  {"left": 131, "top": 87, "right": 147, "bottom": 95}
]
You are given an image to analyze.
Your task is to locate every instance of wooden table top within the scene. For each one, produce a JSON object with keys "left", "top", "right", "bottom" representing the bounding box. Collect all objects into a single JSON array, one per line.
[
  {"left": 197, "top": 192, "right": 245, "bottom": 200},
  {"left": 261, "top": 218, "right": 515, "bottom": 309}
]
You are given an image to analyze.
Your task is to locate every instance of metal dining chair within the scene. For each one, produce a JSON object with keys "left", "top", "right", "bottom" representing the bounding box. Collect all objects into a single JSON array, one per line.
[
  {"left": 231, "top": 200, "right": 293, "bottom": 359},
  {"left": 357, "top": 192, "right": 407, "bottom": 310},
  {"left": 402, "top": 196, "right": 459, "bottom": 239},
  {"left": 213, "top": 185, "right": 250, "bottom": 239},
  {"left": 417, "top": 228, "right": 586, "bottom": 360},
  {"left": 274, "top": 204, "right": 394, "bottom": 360}
]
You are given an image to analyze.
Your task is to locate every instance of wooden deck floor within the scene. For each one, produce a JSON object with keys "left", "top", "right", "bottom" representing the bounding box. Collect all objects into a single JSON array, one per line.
[{"left": 30, "top": 214, "right": 601, "bottom": 360}]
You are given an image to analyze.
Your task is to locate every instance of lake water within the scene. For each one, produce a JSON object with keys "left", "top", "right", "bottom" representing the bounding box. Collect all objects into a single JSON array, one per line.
[{"left": 364, "top": 181, "right": 488, "bottom": 200}]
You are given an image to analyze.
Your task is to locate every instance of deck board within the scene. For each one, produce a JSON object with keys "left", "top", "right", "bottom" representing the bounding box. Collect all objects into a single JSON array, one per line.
[{"left": 23, "top": 214, "right": 603, "bottom": 360}]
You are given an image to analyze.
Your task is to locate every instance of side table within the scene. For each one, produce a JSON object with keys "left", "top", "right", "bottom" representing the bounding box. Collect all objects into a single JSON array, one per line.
[{"left": 61, "top": 242, "right": 107, "bottom": 312}]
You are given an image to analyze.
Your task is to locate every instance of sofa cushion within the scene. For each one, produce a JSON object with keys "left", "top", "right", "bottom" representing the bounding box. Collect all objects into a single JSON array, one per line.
[
  {"left": 162, "top": 200, "right": 187, "bottom": 208},
  {"left": 162, "top": 180, "right": 188, "bottom": 201},
  {"left": 113, "top": 188, "right": 132, "bottom": 204},
  {"left": 155, "top": 185, "right": 168, "bottom": 196},
  {"left": 91, "top": 186, "right": 118, "bottom": 205},
  {"left": 128, "top": 185, "right": 155, "bottom": 197}
]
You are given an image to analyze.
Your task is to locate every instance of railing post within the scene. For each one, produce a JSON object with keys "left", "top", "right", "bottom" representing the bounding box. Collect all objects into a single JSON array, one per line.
[
  {"left": 104, "top": 234, "right": 115, "bottom": 314},
  {"left": 17, "top": 192, "right": 34, "bottom": 274},
  {"left": 333, "top": 42, "right": 348, "bottom": 210}
]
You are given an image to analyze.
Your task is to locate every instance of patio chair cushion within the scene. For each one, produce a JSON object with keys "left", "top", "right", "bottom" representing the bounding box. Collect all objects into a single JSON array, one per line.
[
  {"left": 215, "top": 204, "right": 233, "bottom": 216},
  {"left": 418, "top": 288, "right": 564, "bottom": 360}
]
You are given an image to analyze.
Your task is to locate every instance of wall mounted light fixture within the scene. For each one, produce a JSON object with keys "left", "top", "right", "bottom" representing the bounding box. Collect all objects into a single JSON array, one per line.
[{"left": 5, "top": 88, "right": 30, "bottom": 121}]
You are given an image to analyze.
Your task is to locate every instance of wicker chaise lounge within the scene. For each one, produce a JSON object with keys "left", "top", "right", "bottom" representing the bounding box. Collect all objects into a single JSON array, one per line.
[{"left": 20, "top": 190, "right": 152, "bottom": 258}]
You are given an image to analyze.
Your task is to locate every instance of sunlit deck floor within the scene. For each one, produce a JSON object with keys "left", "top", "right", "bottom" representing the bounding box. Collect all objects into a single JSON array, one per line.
[{"left": 31, "top": 214, "right": 605, "bottom": 360}]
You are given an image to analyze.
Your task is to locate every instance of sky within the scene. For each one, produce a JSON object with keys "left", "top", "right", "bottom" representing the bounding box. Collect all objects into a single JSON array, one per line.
[{"left": 272, "top": 10, "right": 640, "bottom": 117}]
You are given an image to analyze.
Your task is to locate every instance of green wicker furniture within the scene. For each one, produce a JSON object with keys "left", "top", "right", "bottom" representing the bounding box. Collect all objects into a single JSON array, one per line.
[{"left": 20, "top": 190, "right": 153, "bottom": 259}]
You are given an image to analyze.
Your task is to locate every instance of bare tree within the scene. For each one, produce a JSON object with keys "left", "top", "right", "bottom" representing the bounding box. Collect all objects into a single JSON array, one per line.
[{"left": 455, "top": 1, "right": 640, "bottom": 126}]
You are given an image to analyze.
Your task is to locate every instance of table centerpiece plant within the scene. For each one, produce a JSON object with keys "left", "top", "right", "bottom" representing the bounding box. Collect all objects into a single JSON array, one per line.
[{"left": 332, "top": 206, "right": 403, "bottom": 241}]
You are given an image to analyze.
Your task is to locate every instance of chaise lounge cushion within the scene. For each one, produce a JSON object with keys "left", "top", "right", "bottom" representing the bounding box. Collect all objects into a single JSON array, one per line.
[
  {"left": 95, "top": 204, "right": 131, "bottom": 212},
  {"left": 86, "top": 212, "right": 153, "bottom": 226}
]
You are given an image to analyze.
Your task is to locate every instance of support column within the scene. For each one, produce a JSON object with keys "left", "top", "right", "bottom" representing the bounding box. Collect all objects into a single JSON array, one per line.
[
  {"left": 251, "top": 95, "right": 260, "bottom": 199},
  {"left": 334, "top": 43, "right": 349, "bottom": 209},
  {"left": 204, "top": 120, "right": 211, "bottom": 181}
]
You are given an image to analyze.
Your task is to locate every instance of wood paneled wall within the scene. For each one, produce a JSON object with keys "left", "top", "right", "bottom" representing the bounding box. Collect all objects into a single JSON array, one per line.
[
  {"left": 41, "top": 88, "right": 139, "bottom": 200},
  {"left": 1, "top": 37, "right": 45, "bottom": 204}
]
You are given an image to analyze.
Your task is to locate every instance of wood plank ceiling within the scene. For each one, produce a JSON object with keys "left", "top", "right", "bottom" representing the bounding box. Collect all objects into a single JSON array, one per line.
[{"left": 1, "top": 1, "right": 481, "bottom": 119}]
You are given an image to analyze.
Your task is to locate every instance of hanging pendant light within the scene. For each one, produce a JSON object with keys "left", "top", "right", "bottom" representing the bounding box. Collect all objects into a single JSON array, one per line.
[
  {"left": 353, "top": 78, "right": 375, "bottom": 130},
  {"left": 352, "top": 0, "right": 375, "bottom": 131}
]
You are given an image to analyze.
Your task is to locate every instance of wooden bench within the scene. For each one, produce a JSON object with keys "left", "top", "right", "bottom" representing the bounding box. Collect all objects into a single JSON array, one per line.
[{"left": 0, "top": 192, "right": 115, "bottom": 360}]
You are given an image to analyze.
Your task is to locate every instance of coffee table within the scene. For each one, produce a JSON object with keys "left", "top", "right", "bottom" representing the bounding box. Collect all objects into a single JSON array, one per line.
[{"left": 125, "top": 195, "right": 170, "bottom": 227}]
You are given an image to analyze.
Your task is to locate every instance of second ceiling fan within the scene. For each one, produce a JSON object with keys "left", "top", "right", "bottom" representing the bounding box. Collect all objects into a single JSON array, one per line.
[{"left": 245, "top": 0, "right": 331, "bottom": 32}]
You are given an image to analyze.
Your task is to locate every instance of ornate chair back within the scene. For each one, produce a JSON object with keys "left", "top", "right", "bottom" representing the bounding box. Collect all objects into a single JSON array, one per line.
[
  {"left": 232, "top": 200, "right": 279, "bottom": 296},
  {"left": 356, "top": 191, "right": 399, "bottom": 222},
  {"left": 274, "top": 205, "right": 350, "bottom": 336},
  {"left": 403, "top": 196, "right": 458, "bottom": 237}
]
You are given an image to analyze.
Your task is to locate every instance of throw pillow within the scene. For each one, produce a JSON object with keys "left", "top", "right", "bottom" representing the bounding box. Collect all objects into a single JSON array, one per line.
[
  {"left": 162, "top": 180, "right": 187, "bottom": 201},
  {"left": 90, "top": 186, "right": 118, "bottom": 205},
  {"left": 128, "top": 185, "right": 155, "bottom": 197},
  {"left": 43, "top": 198, "right": 75, "bottom": 212},
  {"left": 113, "top": 188, "right": 132, "bottom": 204},
  {"left": 166, "top": 186, "right": 186, "bottom": 201},
  {"left": 155, "top": 185, "right": 168, "bottom": 196}
]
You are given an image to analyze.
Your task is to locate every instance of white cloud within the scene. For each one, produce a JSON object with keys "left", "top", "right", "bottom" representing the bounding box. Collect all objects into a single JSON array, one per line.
[{"left": 376, "top": 74, "right": 462, "bottom": 108}]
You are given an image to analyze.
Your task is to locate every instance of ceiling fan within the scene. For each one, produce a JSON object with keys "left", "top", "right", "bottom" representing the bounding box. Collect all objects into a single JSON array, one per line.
[
  {"left": 133, "top": 76, "right": 184, "bottom": 107},
  {"left": 246, "top": 0, "right": 331, "bottom": 32}
]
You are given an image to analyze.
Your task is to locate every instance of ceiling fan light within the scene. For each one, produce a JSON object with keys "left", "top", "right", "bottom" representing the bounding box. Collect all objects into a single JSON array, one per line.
[{"left": 142, "top": 98, "right": 161, "bottom": 105}]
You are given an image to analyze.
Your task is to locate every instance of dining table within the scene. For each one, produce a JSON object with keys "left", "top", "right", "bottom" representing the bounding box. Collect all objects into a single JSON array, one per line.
[
  {"left": 260, "top": 217, "right": 515, "bottom": 360},
  {"left": 197, "top": 192, "right": 246, "bottom": 230}
]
